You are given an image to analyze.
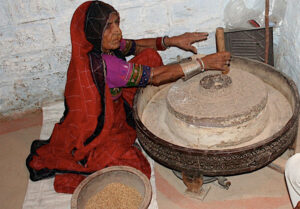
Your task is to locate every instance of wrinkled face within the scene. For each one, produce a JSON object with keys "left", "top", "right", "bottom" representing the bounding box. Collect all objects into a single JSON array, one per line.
[{"left": 102, "top": 12, "right": 122, "bottom": 52}]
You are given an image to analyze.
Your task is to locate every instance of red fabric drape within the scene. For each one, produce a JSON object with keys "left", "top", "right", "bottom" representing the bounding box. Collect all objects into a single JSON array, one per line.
[{"left": 27, "top": 1, "right": 163, "bottom": 194}]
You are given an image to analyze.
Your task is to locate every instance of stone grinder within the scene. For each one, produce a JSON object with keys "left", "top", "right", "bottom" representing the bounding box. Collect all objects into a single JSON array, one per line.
[{"left": 133, "top": 28, "right": 300, "bottom": 197}]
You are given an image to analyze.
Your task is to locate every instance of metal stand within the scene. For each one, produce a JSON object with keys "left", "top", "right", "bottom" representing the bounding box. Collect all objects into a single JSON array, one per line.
[{"left": 172, "top": 170, "right": 231, "bottom": 200}]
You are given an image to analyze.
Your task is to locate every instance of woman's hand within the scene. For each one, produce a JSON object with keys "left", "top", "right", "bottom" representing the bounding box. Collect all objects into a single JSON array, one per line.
[
  {"left": 166, "top": 32, "right": 208, "bottom": 54},
  {"left": 201, "top": 52, "right": 231, "bottom": 72}
]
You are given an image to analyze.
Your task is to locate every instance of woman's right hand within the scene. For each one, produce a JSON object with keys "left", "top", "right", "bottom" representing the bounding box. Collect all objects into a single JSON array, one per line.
[{"left": 200, "top": 51, "right": 231, "bottom": 72}]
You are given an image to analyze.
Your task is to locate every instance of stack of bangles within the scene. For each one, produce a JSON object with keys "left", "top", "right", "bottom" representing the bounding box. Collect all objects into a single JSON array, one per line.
[
  {"left": 180, "top": 58, "right": 205, "bottom": 81},
  {"left": 156, "top": 36, "right": 169, "bottom": 51}
]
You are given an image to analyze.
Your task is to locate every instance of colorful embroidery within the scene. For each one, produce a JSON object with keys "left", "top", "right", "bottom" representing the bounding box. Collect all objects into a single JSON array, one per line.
[
  {"left": 102, "top": 54, "right": 151, "bottom": 99},
  {"left": 138, "top": 66, "right": 151, "bottom": 86},
  {"left": 126, "top": 63, "right": 143, "bottom": 86}
]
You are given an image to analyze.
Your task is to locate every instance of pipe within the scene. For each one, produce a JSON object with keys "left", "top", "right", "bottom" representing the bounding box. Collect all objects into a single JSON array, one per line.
[{"left": 265, "top": 0, "right": 270, "bottom": 64}]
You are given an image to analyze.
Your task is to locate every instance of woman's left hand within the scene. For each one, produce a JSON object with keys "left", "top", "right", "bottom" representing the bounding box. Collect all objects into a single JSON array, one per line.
[{"left": 166, "top": 32, "right": 208, "bottom": 54}]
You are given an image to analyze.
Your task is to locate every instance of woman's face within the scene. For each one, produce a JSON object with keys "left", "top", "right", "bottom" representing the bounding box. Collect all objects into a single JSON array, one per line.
[{"left": 102, "top": 12, "right": 122, "bottom": 52}]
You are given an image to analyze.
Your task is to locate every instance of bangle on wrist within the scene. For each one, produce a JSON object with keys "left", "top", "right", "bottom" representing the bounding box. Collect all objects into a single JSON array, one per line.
[
  {"left": 149, "top": 68, "right": 154, "bottom": 85},
  {"left": 156, "top": 37, "right": 166, "bottom": 51},
  {"left": 162, "top": 36, "right": 170, "bottom": 49},
  {"left": 156, "top": 36, "right": 169, "bottom": 51},
  {"left": 180, "top": 60, "right": 202, "bottom": 81},
  {"left": 196, "top": 58, "right": 205, "bottom": 72}
]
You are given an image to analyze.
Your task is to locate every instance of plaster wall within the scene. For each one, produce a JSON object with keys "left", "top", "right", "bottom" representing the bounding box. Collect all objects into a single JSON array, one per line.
[
  {"left": 276, "top": 0, "right": 300, "bottom": 92},
  {"left": 0, "top": 0, "right": 299, "bottom": 116},
  {"left": 0, "top": 0, "right": 230, "bottom": 116}
]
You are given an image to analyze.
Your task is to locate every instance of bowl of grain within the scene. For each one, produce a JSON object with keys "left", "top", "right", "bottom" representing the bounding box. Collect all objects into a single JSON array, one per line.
[{"left": 71, "top": 166, "right": 152, "bottom": 209}]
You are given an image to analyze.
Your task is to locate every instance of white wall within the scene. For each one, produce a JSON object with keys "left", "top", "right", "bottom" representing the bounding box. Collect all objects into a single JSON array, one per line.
[
  {"left": 0, "top": 0, "right": 299, "bottom": 116},
  {"left": 0, "top": 0, "right": 230, "bottom": 116},
  {"left": 276, "top": 0, "right": 300, "bottom": 92},
  {"left": 0, "top": 0, "right": 80, "bottom": 116}
]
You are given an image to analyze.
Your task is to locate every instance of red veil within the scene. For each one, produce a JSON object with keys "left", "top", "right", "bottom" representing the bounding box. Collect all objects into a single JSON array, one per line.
[{"left": 26, "top": 1, "right": 162, "bottom": 193}]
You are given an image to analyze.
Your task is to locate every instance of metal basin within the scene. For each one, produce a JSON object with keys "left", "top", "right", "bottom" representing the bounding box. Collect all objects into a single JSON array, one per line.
[{"left": 71, "top": 166, "right": 152, "bottom": 209}]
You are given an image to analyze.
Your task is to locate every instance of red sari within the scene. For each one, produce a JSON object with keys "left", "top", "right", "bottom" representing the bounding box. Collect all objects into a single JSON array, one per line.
[{"left": 26, "top": 1, "right": 163, "bottom": 194}]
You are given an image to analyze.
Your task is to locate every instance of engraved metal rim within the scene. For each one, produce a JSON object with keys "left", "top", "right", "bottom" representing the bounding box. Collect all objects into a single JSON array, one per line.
[
  {"left": 135, "top": 121, "right": 297, "bottom": 176},
  {"left": 133, "top": 56, "right": 299, "bottom": 155}
]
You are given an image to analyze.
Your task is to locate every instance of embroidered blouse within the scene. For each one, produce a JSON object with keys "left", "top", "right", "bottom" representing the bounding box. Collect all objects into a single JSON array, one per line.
[{"left": 102, "top": 39, "right": 152, "bottom": 100}]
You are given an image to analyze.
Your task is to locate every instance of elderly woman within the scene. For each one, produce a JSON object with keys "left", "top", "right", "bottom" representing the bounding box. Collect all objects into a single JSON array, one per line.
[{"left": 26, "top": 1, "right": 231, "bottom": 194}]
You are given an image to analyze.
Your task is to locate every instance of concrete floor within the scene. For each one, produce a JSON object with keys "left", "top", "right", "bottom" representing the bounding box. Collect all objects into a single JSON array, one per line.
[
  {"left": 0, "top": 110, "right": 42, "bottom": 209},
  {"left": 0, "top": 109, "right": 295, "bottom": 209}
]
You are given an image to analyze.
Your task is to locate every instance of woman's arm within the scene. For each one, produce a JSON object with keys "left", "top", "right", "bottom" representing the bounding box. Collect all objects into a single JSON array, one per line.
[
  {"left": 151, "top": 51, "right": 231, "bottom": 86},
  {"left": 151, "top": 64, "right": 184, "bottom": 86},
  {"left": 134, "top": 32, "right": 209, "bottom": 55},
  {"left": 134, "top": 38, "right": 157, "bottom": 54}
]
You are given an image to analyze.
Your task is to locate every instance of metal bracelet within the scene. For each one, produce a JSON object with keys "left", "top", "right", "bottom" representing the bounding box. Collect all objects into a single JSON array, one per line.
[
  {"left": 162, "top": 36, "right": 170, "bottom": 49},
  {"left": 180, "top": 60, "right": 202, "bottom": 81},
  {"left": 197, "top": 58, "right": 205, "bottom": 72},
  {"left": 149, "top": 68, "right": 154, "bottom": 84}
]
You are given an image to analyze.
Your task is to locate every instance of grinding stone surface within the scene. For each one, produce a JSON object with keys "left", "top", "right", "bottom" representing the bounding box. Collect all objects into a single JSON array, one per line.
[
  {"left": 167, "top": 69, "right": 268, "bottom": 127},
  {"left": 141, "top": 69, "right": 292, "bottom": 149}
]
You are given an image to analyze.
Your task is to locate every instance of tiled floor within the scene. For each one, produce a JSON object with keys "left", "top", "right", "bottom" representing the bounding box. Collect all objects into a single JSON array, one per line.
[{"left": 0, "top": 109, "right": 296, "bottom": 209}]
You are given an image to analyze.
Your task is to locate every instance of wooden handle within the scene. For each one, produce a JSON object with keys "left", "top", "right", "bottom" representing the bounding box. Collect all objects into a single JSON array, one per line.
[
  {"left": 215, "top": 27, "right": 229, "bottom": 74},
  {"left": 216, "top": 27, "right": 226, "bottom": 52}
]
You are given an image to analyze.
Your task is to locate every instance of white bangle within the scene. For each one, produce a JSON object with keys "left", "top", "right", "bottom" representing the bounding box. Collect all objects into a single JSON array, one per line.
[
  {"left": 149, "top": 68, "right": 154, "bottom": 85},
  {"left": 180, "top": 60, "right": 202, "bottom": 81},
  {"left": 197, "top": 58, "right": 205, "bottom": 72}
]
